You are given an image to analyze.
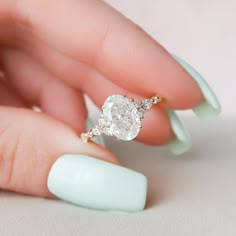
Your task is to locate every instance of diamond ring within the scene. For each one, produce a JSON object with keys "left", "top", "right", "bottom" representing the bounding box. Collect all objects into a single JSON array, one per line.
[{"left": 81, "top": 94, "right": 161, "bottom": 142}]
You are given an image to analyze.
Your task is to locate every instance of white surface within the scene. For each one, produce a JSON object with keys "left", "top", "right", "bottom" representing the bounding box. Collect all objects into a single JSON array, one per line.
[{"left": 0, "top": 0, "right": 235, "bottom": 235}]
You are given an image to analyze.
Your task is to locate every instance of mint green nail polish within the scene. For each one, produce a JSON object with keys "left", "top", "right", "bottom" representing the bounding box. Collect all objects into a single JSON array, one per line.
[
  {"left": 47, "top": 154, "right": 147, "bottom": 212},
  {"left": 166, "top": 110, "right": 191, "bottom": 155},
  {"left": 172, "top": 54, "right": 221, "bottom": 119},
  {"left": 86, "top": 119, "right": 105, "bottom": 146}
]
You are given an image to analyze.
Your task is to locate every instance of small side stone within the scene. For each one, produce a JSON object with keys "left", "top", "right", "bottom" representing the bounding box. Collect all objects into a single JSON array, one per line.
[
  {"left": 98, "top": 118, "right": 113, "bottom": 136},
  {"left": 132, "top": 100, "right": 142, "bottom": 108},
  {"left": 142, "top": 99, "right": 153, "bottom": 110},
  {"left": 92, "top": 126, "right": 101, "bottom": 135},
  {"left": 81, "top": 133, "right": 88, "bottom": 142}
]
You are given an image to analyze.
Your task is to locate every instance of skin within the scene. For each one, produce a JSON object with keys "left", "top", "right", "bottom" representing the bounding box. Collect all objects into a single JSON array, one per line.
[{"left": 0, "top": 0, "right": 204, "bottom": 198}]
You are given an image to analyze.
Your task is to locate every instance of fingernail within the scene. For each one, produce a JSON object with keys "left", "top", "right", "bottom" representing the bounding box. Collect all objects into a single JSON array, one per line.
[
  {"left": 166, "top": 110, "right": 192, "bottom": 155},
  {"left": 86, "top": 119, "right": 105, "bottom": 146},
  {"left": 47, "top": 154, "right": 147, "bottom": 212},
  {"left": 172, "top": 54, "right": 221, "bottom": 119}
]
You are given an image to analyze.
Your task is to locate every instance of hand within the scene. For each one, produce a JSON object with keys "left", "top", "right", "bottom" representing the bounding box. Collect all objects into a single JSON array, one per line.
[{"left": 0, "top": 0, "right": 204, "bottom": 210}]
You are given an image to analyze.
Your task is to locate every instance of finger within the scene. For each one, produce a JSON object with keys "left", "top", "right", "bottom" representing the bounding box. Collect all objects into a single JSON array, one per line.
[
  {"left": 0, "top": 79, "right": 27, "bottom": 107},
  {"left": 40, "top": 82, "right": 87, "bottom": 133},
  {"left": 1, "top": 48, "right": 87, "bottom": 132},
  {"left": 16, "top": 39, "right": 174, "bottom": 145},
  {"left": 0, "top": 106, "right": 119, "bottom": 197},
  {"left": 10, "top": 41, "right": 174, "bottom": 144},
  {"left": 0, "top": 107, "right": 148, "bottom": 211},
  {"left": 16, "top": 0, "right": 204, "bottom": 109}
]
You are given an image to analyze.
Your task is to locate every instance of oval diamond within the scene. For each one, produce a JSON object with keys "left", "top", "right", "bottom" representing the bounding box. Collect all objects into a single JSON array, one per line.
[{"left": 102, "top": 95, "right": 141, "bottom": 141}]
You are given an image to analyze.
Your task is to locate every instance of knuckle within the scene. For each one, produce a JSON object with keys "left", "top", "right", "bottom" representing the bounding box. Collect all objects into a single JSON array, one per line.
[
  {"left": 0, "top": 121, "right": 30, "bottom": 190},
  {"left": 0, "top": 123, "right": 19, "bottom": 189},
  {"left": 0, "top": 110, "right": 49, "bottom": 194}
]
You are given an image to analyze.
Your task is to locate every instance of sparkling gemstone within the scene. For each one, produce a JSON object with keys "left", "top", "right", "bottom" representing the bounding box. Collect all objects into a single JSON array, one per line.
[
  {"left": 92, "top": 126, "right": 101, "bottom": 135},
  {"left": 142, "top": 99, "right": 152, "bottom": 109},
  {"left": 98, "top": 118, "right": 113, "bottom": 135},
  {"left": 102, "top": 95, "right": 142, "bottom": 140},
  {"left": 132, "top": 100, "right": 142, "bottom": 108},
  {"left": 81, "top": 133, "right": 88, "bottom": 142}
]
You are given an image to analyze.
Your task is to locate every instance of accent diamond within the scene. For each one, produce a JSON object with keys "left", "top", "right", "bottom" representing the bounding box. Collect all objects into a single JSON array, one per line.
[
  {"left": 92, "top": 126, "right": 101, "bottom": 135},
  {"left": 142, "top": 99, "right": 153, "bottom": 109}
]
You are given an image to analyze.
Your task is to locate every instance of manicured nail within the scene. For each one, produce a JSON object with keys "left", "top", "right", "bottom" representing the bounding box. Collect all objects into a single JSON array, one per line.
[
  {"left": 86, "top": 119, "right": 105, "bottom": 146},
  {"left": 166, "top": 110, "right": 191, "bottom": 155},
  {"left": 172, "top": 54, "right": 221, "bottom": 119},
  {"left": 47, "top": 154, "right": 147, "bottom": 212}
]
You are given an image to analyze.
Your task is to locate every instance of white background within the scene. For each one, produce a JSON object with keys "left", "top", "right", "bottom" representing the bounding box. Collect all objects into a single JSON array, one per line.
[{"left": 0, "top": 1, "right": 236, "bottom": 235}]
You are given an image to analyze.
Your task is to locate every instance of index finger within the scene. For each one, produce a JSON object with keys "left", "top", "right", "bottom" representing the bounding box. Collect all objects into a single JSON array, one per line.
[{"left": 16, "top": 0, "right": 204, "bottom": 109}]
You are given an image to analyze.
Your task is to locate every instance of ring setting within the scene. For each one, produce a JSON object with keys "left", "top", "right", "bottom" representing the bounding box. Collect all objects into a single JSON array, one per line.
[{"left": 81, "top": 94, "right": 161, "bottom": 142}]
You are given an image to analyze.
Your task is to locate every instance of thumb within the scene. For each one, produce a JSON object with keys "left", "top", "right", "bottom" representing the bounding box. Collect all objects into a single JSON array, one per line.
[{"left": 0, "top": 107, "right": 147, "bottom": 212}]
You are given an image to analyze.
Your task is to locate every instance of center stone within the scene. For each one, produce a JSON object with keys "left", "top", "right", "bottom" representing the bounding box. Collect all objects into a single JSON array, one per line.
[{"left": 102, "top": 95, "right": 142, "bottom": 141}]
